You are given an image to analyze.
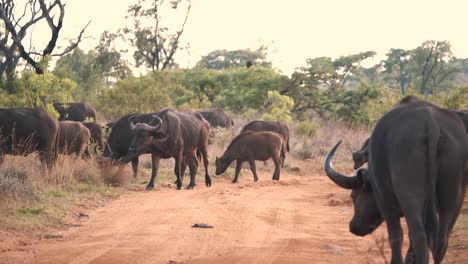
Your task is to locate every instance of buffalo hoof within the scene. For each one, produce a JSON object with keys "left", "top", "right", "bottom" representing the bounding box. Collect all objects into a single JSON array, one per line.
[
  {"left": 205, "top": 178, "right": 212, "bottom": 187},
  {"left": 145, "top": 186, "right": 154, "bottom": 190},
  {"left": 232, "top": 180, "right": 237, "bottom": 184},
  {"left": 176, "top": 185, "right": 183, "bottom": 190},
  {"left": 404, "top": 253, "right": 416, "bottom": 264},
  {"left": 254, "top": 178, "right": 259, "bottom": 182},
  {"left": 272, "top": 177, "right": 279, "bottom": 181},
  {"left": 186, "top": 185, "right": 194, "bottom": 190}
]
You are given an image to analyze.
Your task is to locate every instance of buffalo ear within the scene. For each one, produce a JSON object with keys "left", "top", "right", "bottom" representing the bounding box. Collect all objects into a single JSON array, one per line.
[{"left": 152, "top": 131, "right": 168, "bottom": 140}]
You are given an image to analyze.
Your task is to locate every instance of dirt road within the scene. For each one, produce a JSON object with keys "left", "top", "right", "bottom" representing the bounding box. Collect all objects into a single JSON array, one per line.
[{"left": 0, "top": 172, "right": 425, "bottom": 264}]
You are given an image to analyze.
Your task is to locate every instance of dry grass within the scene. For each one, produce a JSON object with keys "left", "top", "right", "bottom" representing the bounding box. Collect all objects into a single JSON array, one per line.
[{"left": 0, "top": 154, "right": 131, "bottom": 230}]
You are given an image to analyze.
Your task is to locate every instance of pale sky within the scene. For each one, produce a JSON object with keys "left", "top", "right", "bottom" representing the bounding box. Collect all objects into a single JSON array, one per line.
[{"left": 44, "top": 0, "right": 468, "bottom": 75}]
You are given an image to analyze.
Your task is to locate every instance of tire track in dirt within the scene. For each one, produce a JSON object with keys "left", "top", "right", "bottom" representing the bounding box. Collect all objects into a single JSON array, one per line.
[{"left": 1, "top": 173, "right": 402, "bottom": 264}]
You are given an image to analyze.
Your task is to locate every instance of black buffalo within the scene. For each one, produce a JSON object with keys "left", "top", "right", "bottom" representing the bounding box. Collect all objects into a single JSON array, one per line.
[
  {"left": 53, "top": 102, "right": 97, "bottom": 122},
  {"left": 0, "top": 107, "right": 58, "bottom": 167},
  {"left": 124, "top": 109, "right": 211, "bottom": 190},
  {"left": 239, "top": 120, "right": 290, "bottom": 166},
  {"left": 197, "top": 109, "right": 234, "bottom": 128},
  {"left": 103, "top": 109, "right": 211, "bottom": 190},
  {"left": 324, "top": 96, "right": 468, "bottom": 264},
  {"left": 102, "top": 113, "right": 155, "bottom": 178}
]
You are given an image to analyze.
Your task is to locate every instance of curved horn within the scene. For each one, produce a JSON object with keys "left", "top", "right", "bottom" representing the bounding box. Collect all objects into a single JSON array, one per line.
[
  {"left": 324, "top": 140, "right": 360, "bottom": 189},
  {"left": 151, "top": 115, "right": 163, "bottom": 127},
  {"left": 128, "top": 115, "right": 138, "bottom": 130}
]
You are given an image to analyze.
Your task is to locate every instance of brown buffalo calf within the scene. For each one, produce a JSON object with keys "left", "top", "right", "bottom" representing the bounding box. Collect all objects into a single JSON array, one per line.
[
  {"left": 215, "top": 131, "right": 285, "bottom": 183},
  {"left": 58, "top": 121, "right": 91, "bottom": 158}
]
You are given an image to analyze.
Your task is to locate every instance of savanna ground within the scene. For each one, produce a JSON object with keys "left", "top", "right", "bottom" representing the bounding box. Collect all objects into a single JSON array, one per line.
[{"left": 0, "top": 121, "right": 467, "bottom": 264}]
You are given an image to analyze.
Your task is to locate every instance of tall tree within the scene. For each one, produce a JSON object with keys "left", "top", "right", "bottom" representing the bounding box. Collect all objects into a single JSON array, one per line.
[
  {"left": 0, "top": 0, "right": 89, "bottom": 88},
  {"left": 382, "top": 48, "right": 412, "bottom": 94},
  {"left": 124, "top": 0, "right": 191, "bottom": 71},
  {"left": 95, "top": 31, "right": 132, "bottom": 85},
  {"left": 410, "top": 40, "right": 460, "bottom": 94},
  {"left": 195, "top": 46, "right": 272, "bottom": 69}
]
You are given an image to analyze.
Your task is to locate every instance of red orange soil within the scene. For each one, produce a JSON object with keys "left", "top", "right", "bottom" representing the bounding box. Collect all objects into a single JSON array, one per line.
[{"left": 0, "top": 172, "right": 465, "bottom": 264}]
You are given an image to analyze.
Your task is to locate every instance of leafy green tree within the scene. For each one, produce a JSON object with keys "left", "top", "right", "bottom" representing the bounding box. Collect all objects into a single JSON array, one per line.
[
  {"left": 382, "top": 48, "right": 412, "bottom": 94},
  {"left": 0, "top": 71, "right": 76, "bottom": 114},
  {"left": 261, "top": 91, "right": 294, "bottom": 123},
  {"left": 53, "top": 48, "right": 104, "bottom": 100},
  {"left": 97, "top": 74, "right": 178, "bottom": 119},
  {"left": 195, "top": 47, "right": 272, "bottom": 69},
  {"left": 283, "top": 51, "right": 376, "bottom": 116},
  {"left": 211, "top": 67, "right": 288, "bottom": 113},
  {"left": 123, "top": 0, "right": 191, "bottom": 71}
]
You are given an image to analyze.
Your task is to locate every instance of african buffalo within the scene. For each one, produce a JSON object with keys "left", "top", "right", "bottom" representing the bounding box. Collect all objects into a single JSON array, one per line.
[
  {"left": 324, "top": 96, "right": 468, "bottom": 264},
  {"left": 58, "top": 121, "right": 91, "bottom": 158},
  {"left": 53, "top": 102, "right": 97, "bottom": 122},
  {"left": 0, "top": 107, "right": 58, "bottom": 167},
  {"left": 239, "top": 120, "right": 290, "bottom": 166},
  {"left": 123, "top": 109, "right": 211, "bottom": 190},
  {"left": 82, "top": 122, "right": 104, "bottom": 153},
  {"left": 351, "top": 138, "right": 369, "bottom": 169},
  {"left": 197, "top": 109, "right": 234, "bottom": 128},
  {"left": 215, "top": 131, "right": 285, "bottom": 183}
]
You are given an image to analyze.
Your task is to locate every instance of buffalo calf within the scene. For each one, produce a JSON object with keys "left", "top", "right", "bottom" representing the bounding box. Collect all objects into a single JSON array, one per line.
[
  {"left": 215, "top": 131, "right": 285, "bottom": 183},
  {"left": 58, "top": 121, "right": 91, "bottom": 158}
]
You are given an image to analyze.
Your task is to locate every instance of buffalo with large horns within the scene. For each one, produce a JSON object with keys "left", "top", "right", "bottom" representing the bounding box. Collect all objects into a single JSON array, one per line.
[
  {"left": 324, "top": 96, "right": 468, "bottom": 264},
  {"left": 104, "top": 109, "right": 211, "bottom": 190}
]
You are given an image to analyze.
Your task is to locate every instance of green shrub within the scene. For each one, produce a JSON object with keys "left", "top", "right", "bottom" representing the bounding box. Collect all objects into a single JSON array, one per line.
[{"left": 295, "top": 121, "right": 320, "bottom": 137}]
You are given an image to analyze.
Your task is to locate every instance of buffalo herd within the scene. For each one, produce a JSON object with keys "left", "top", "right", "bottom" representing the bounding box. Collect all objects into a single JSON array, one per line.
[{"left": 1, "top": 97, "right": 467, "bottom": 263}]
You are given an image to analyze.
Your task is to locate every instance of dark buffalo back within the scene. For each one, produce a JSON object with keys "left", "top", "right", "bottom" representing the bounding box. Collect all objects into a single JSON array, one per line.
[
  {"left": 53, "top": 102, "right": 97, "bottom": 122},
  {"left": 198, "top": 109, "right": 233, "bottom": 128},
  {"left": 240, "top": 120, "right": 290, "bottom": 152}
]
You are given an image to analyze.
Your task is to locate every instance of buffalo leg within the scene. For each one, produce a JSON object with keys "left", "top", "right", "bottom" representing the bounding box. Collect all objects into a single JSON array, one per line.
[
  {"left": 402, "top": 207, "right": 429, "bottom": 264},
  {"left": 433, "top": 179, "right": 466, "bottom": 263},
  {"left": 232, "top": 161, "right": 242, "bottom": 183},
  {"left": 199, "top": 148, "right": 211, "bottom": 187},
  {"left": 174, "top": 152, "right": 183, "bottom": 190},
  {"left": 145, "top": 155, "right": 160, "bottom": 190},
  {"left": 248, "top": 159, "right": 259, "bottom": 182},
  {"left": 186, "top": 154, "right": 199, "bottom": 190},
  {"left": 385, "top": 214, "right": 404, "bottom": 264},
  {"left": 173, "top": 159, "right": 187, "bottom": 184},
  {"left": 131, "top": 157, "right": 139, "bottom": 178},
  {"left": 272, "top": 156, "right": 281, "bottom": 180}
]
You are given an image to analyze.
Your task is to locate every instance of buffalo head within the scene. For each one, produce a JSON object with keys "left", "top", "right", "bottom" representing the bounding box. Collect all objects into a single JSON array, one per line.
[
  {"left": 128, "top": 115, "right": 167, "bottom": 154},
  {"left": 325, "top": 140, "right": 383, "bottom": 236},
  {"left": 215, "top": 156, "right": 230, "bottom": 175}
]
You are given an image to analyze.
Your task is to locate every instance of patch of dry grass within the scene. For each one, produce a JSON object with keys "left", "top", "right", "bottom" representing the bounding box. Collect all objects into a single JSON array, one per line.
[{"left": 0, "top": 154, "right": 129, "bottom": 230}]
